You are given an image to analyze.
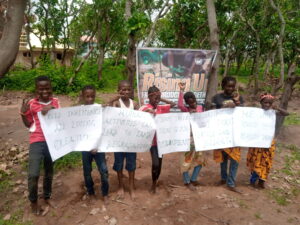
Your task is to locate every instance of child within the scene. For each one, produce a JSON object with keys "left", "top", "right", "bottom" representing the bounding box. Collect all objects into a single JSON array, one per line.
[
  {"left": 139, "top": 85, "right": 176, "bottom": 193},
  {"left": 20, "top": 76, "right": 60, "bottom": 215},
  {"left": 111, "top": 80, "right": 139, "bottom": 200},
  {"left": 178, "top": 82, "right": 206, "bottom": 191},
  {"left": 212, "top": 76, "right": 244, "bottom": 193},
  {"left": 80, "top": 85, "right": 109, "bottom": 203},
  {"left": 247, "top": 93, "right": 289, "bottom": 189}
]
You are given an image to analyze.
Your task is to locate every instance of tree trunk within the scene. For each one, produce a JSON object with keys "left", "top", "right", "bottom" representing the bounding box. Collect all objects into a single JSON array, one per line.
[
  {"left": 127, "top": 33, "right": 136, "bottom": 92},
  {"left": 263, "top": 51, "right": 275, "bottom": 79},
  {"left": 223, "top": 30, "right": 237, "bottom": 77},
  {"left": 0, "top": 0, "right": 27, "bottom": 78},
  {"left": 68, "top": 46, "right": 94, "bottom": 86},
  {"left": 97, "top": 46, "right": 105, "bottom": 80},
  {"left": 275, "top": 72, "right": 299, "bottom": 136},
  {"left": 269, "top": 0, "right": 285, "bottom": 85},
  {"left": 125, "top": 0, "right": 136, "bottom": 98},
  {"left": 253, "top": 37, "right": 260, "bottom": 94},
  {"left": 205, "top": 0, "right": 220, "bottom": 108}
]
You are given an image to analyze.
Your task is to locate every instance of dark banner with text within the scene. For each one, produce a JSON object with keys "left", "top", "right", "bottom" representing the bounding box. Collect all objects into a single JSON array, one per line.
[{"left": 137, "top": 48, "right": 217, "bottom": 108}]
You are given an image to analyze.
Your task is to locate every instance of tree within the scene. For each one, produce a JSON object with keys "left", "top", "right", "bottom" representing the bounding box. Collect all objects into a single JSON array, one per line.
[
  {"left": 0, "top": 0, "right": 27, "bottom": 78},
  {"left": 205, "top": 0, "right": 220, "bottom": 107}
]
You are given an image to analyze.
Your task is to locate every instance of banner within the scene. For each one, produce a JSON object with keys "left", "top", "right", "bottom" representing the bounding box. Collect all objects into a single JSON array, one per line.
[
  {"left": 137, "top": 47, "right": 217, "bottom": 107},
  {"left": 155, "top": 113, "right": 191, "bottom": 157},
  {"left": 39, "top": 106, "right": 275, "bottom": 161},
  {"left": 190, "top": 107, "right": 276, "bottom": 151},
  {"left": 38, "top": 105, "right": 103, "bottom": 161},
  {"left": 98, "top": 107, "right": 156, "bottom": 153}
]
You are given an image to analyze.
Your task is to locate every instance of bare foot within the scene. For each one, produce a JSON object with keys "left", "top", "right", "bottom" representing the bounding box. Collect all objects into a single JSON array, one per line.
[
  {"left": 103, "top": 196, "right": 109, "bottom": 205},
  {"left": 44, "top": 199, "right": 57, "bottom": 209},
  {"left": 185, "top": 183, "right": 196, "bottom": 191},
  {"left": 116, "top": 188, "right": 125, "bottom": 200},
  {"left": 149, "top": 183, "right": 157, "bottom": 194},
  {"left": 129, "top": 189, "right": 136, "bottom": 200},
  {"left": 31, "top": 202, "right": 42, "bottom": 216}
]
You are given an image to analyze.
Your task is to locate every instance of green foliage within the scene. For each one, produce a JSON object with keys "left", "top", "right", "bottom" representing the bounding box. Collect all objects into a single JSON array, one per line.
[
  {"left": 54, "top": 152, "right": 82, "bottom": 171},
  {"left": 284, "top": 113, "right": 300, "bottom": 126},
  {"left": 0, "top": 60, "right": 126, "bottom": 95},
  {"left": 127, "top": 12, "right": 150, "bottom": 35}
]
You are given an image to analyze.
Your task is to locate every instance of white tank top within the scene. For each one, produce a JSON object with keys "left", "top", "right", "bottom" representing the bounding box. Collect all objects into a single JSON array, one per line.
[{"left": 119, "top": 98, "right": 134, "bottom": 109}]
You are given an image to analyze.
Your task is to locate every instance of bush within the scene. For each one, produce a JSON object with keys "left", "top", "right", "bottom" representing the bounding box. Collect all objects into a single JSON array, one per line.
[{"left": 0, "top": 59, "right": 126, "bottom": 95}]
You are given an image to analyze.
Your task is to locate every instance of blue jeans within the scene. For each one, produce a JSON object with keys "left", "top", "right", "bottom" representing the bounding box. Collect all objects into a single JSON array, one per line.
[
  {"left": 28, "top": 142, "right": 53, "bottom": 202},
  {"left": 250, "top": 171, "right": 260, "bottom": 184},
  {"left": 220, "top": 151, "right": 239, "bottom": 187},
  {"left": 183, "top": 165, "right": 202, "bottom": 184},
  {"left": 82, "top": 152, "right": 109, "bottom": 196}
]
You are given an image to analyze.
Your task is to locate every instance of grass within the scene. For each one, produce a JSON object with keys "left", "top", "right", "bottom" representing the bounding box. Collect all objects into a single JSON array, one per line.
[
  {"left": 268, "top": 143, "right": 300, "bottom": 205},
  {"left": 54, "top": 152, "right": 82, "bottom": 171},
  {"left": 0, "top": 212, "right": 33, "bottom": 225},
  {"left": 0, "top": 171, "right": 14, "bottom": 193},
  {"left": 254, "top": 212, "right": 262, "bottom": 219},
  {"left": 284, "top": 113, "right": 300, "bottom": 126},
  {"left": 268, "top": 188, "right": 289, "bottom": 206}
]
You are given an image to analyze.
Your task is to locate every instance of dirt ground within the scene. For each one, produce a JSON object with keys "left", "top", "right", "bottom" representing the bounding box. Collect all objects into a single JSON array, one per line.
[{"left": 0, "top": 91, "right": 300, "bottom": 225}]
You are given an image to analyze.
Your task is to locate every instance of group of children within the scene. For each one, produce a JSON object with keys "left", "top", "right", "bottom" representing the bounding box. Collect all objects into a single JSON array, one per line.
[{"left": 20, "top": 75, "right": 289, "bottom": 215}]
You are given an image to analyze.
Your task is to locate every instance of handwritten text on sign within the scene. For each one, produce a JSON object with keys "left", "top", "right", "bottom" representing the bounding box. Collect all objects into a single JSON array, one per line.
[
  {"left": 191, "top": 108, "right": 234, "bottom": 151},
  {"left": 99, "top": 107, "right": 156, "bottom": 153},
  {"left": 155, "top": 113, "right": 190, "bottom": 157},
  {"left": 38, "top": 105, "right": 102, "bottom": 161},
  {"left": 190, "top": 107, "right": 275, "bottom": 151},
  {"left": 233, "top": 107, "right": 276, "bottom": 147}
]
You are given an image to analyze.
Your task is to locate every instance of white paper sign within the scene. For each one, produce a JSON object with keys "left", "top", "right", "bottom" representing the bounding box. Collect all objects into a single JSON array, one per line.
[
  {"left": 38, "top": 105, "right": 103, "bottom": 161},
  {"left": 233, "top": 107, "right": 276, "bottom": 148},
  {"left": 156, "top": 113, "right": 190, "bottom": 157},
  {"left": 99, "top": 107, "right": 156, "bottom": 152},
  {"left": 190, "top": 107, "right": 276, "bottom": 151},
  {"left": 191, "top": 108, "right": 234, "bottom": 151}
]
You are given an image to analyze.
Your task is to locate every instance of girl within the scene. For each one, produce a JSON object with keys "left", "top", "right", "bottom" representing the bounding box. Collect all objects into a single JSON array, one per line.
[
  {"left": 139, "top": 86, "right": 176, "bottom": 193},
  {"left": 247, "top": 93, "right": 289, "bottom": 189},
  {"left": 212, "top": 76, "right": 244, "bottom": 193},
  {"left": 178, "top": 82, "right": 206, "bottom": 191}
]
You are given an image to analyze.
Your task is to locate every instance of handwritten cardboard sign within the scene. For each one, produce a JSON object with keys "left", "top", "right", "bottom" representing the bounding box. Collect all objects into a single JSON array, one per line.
[
  {"left": 155, "top": 113, "right": 190, "bottom": 157},
  {"left": 38, "top": 105, "right": 103, "bottom": 161},
  {"left": 98, "top": 107, "right": 156, "bottom": 153}
]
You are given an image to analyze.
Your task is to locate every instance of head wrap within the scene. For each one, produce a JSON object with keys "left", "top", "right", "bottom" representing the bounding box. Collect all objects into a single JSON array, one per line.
[{"left": 260, "top": 93, "right": 275, "bottom": 101}]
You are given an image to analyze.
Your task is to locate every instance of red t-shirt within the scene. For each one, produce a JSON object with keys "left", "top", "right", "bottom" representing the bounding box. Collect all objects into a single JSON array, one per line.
[
  {"left": 139, "top": 104, "right": 171, "bottom": 146},
  {"left": 24, "top": 98, "right": 60, "bottom": 144}
]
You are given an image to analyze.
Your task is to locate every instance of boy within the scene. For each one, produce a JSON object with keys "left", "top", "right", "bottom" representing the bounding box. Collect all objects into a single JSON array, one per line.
[
  {"left": 111, "top": 80, "right": 139, "bottom": 199},
  {"left": 80, "top": 85, "right": 109, "bottom": 204},
  {"left": 20, "top": 76, "right": 60, "bottom": 215}
]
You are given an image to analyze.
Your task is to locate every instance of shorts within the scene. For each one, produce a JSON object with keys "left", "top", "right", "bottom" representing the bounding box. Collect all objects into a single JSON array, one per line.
[{"left": 113, "top": 152, "right": 137, "bottom": 172}]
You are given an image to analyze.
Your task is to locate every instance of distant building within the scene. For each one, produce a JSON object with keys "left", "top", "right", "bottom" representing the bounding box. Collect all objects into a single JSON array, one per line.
[{"left": 14, "top": 30, "right": 75, "bottom": 68}]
